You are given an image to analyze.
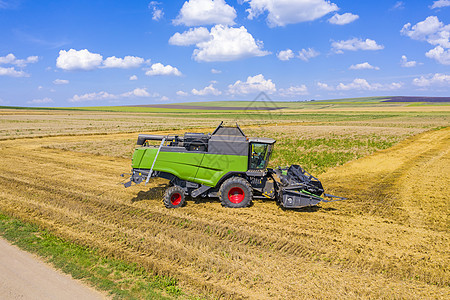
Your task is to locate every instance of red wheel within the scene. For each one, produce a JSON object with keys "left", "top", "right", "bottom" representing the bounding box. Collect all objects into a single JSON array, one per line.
[
  {"left": 219, "top": 177, "right": 252, "bottom": 208},
  {"left": 228, "top": 187, "right": 245, "bottom": 204},
  {"left": 164, "top": 186, "right": 185, "bottom": 208},
  {"left": 170, "top": 193, "right": 182, "bottom": 206}
]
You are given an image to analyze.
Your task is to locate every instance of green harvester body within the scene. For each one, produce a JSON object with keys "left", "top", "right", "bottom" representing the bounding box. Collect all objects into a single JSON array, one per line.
[{"left": 132, "top": 149, "right": 247, "bottom": 187}]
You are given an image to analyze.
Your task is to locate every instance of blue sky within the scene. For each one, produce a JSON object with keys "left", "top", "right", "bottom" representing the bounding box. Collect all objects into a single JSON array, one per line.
[{"left": 0, "top": 0, "right": 449, "bottom": 107}]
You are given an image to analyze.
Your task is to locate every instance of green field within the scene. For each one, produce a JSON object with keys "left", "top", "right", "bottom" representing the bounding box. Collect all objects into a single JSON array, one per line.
[{"left": 2, "top": 96, "right": 446, "bottom": 114}]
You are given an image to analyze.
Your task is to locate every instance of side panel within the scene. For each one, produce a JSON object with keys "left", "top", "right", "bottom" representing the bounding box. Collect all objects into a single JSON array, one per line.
[
  {"left": 195, "top": 154, "right": 248, "bottom": 187},
  {"left": 132, "top": 148, "right": 145, "bottom": 167},
  {"left": 134, "top": 147, "right": 204, "bottom": 183},
  {"left": 132, "top": 147, "right": 248, "bottom": 187}
]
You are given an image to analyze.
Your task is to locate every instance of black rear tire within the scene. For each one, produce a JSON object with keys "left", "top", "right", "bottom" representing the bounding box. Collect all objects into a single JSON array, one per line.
[
  {"left": 164, "top": 186, "right": 185, "bottom": 208},
  {"left": 219, "top": 177, "right": 252, "bottom": 208}
]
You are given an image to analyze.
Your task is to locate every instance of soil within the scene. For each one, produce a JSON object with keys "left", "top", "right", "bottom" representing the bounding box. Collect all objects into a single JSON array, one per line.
[{"left": 382, "top": 96, "right": 450, "bottom": 102}]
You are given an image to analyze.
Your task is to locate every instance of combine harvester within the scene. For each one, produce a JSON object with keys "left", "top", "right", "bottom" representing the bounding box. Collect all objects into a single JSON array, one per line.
[{"left": 123, "top": 122, "right": 344, "bottom": 208}]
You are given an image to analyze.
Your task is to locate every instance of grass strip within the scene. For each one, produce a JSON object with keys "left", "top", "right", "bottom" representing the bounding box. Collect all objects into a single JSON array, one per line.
[{"left": 0, "top": 212, "right": 185, "bottom": 299}]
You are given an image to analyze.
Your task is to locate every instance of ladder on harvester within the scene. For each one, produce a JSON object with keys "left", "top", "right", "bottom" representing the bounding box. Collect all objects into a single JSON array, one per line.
[{"left": 145, "top": 137, "right": 166, "bottom": 185}]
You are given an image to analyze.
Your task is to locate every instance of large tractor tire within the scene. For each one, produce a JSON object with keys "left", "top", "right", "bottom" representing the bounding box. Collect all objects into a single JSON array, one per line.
[
  {"left": 164, "top": 186, "right": 185, "bottom": 208},
  {"left": 219, "top": 177, "right": 252, "bottom": 208}
]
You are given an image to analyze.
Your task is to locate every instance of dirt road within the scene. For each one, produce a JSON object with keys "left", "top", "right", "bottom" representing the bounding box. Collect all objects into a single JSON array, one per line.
[
  {"left": 0, "top": 237, "right": 105, "bottom": 300},
  {"left": 0, "top": 128, "right": 448, "bottom": 299}
]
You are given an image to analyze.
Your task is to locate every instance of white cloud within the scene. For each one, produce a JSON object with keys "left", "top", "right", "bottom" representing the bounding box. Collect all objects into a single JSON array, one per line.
[
  {"left": 176, "top": 90, "right": 189, "bottom": 96},
  {"left": 0, "top": 53, "right": 38, "bottom": 67},
  {"left": 243, "top": 0, "right": 338, "bottom": 27},
  {"left": 53, "top": 79, "right": 69, "bottom": 84},
  {"left": 0, "top": 53, "right": 38, "bottom": 78},
  {"left": 56, "top": 49, "right": 147, "bottom": 70},
  {"left": 317, "top": 82, "right": 334, "bottom": 90},
  {"left": 401, "top": 16, "right": 450, "bottom": 48},
  {"left": 0, "top": 53, "right": 39, "bottom": 77},
  {"left": 26, "top": 56, "right": 39, "bottom": 63},
  {"left": 174, "top": 0, "right": 236, "bottom": 26},
  {"left": 426, "top": 46, "right": 450, "bottom": 65},
  {"left": 211, "top": 68, "right": 221, "bottom": 74},
  {"left": 69, "top": 88, "right": 153, "bottom": 102},
  {"left": 129, "top": 75, "right": 138, "bottom": 80},
  {"left": 328, "top": 13, "right": 359, "bottom": 25},
  {"left": 145, "top": 63, "right": 182, "bottom": 76},
  {"left": 169, "top": 27, "right": 211, "bottom": 46},
  {"left": 69, "top": 91, "right": 117, "bottom": 102},
  {"left": 122, "top": 88, "right": 151, "bottom": 97},
  {"left": 148, "top": 1, "right": 164, "bottom": 21},
  {"left": 331, "top": 38, "right": 384, "bottom": 53},
  {"left": 391, "top": 1, "right": 405, "bottom": 10},
  {"left": 228, "top": 74, "right": 276, "bottom": 95},
  {"left": 192, "top": 83, "right": 222, "bottom": 96},
  {"left": 276, "top": 48, "right": 319, "bottom": 61},
  {"left": 0, "top": 0, "right": 20, "bottom": 9},
  {"left": 152, "top": 9, "right": 163, "bottom": 21},
  {"left": 0, "top": 66, "right": 29, "bottom": 77},
  {"left": 431, "top": 0, "right": 450, "bottom": 9},
  {"left": 400, "top": 55, "right": 417, "bottom": 67},
  {"left": 336, "top": 78, "right": 403, "bottom": 91},
  {"left": 56, "top": 49, "right": 103, "bottom": 70},
  {"left": 27, "top": 97, "right": 53, "bottom": 105},
  {"left": 170, "top": 25, "right": 269, "bottom": 62},
  {"left": 279, "top": 85, "right": 308, "bottom": 96},
  {"left": 277, "top": 49, "right": 294, "bottom": 61},
  {"left": 349, "top": 62, "right": 380, "bottom": 70},
  {"left": 298, "top": 48, "right": 319, "bottom": 61},
  {"left": 413, "top": 73, "right": 450, "bottom": 87},
  {"left": 103, "top": 56, "right": 145, "bottom": 68},
  {"left": 401, "top": 16, "right": 450, "bottom": 65},
  {"left": 192, "top": 25, "right": 269, "bottom": 62},
  {"left": 160, "top": 96, "right": 170, "bottom": 101}
]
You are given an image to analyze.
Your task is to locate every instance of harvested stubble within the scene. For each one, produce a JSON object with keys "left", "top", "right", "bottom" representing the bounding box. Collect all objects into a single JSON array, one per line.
[
  {"left": 2, "top": 107, "right": 448, "bottom": 140},
  {"left": 0, "top": 110, "right": 226, "bottom": 140},
  {"left": 0, "top": 126, "right": 448, "bottom": 299}
]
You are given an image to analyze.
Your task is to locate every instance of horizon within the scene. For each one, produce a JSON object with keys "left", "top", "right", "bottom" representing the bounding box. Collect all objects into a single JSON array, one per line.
[
  {"left": 0, "top": 1, "right": 449, "bottom": 107},
  {"left": 2, "top": 95, "right": 450, "bottom": 109}
]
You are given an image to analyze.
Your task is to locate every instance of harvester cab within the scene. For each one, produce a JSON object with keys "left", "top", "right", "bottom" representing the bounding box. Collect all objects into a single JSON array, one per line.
[
  {"left": 122, "top": 122, "right": 345, "bottom": 209},
  {"left": 249, "top": 138, "right": 274, "bottom": 170}
]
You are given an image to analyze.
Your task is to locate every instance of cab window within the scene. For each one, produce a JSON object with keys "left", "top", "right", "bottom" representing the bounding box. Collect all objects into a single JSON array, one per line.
[{"left": 249, "top": 143, "right": 271, "bottom": 170}]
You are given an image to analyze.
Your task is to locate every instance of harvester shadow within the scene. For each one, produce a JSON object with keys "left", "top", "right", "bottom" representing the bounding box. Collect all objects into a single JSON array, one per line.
[
  {"left": 277, "top": 204, "right": 337, "bottom": 213},
  {"left": 255, "top": 197, "right": 331, "bottom": 212},
  {"left": 131, "top": 184, "right": 168, "bottom": 203},
  {"left": 187, "top": 197, "right": 255, "bottom": 208},
  {"left": 189, "top": 196, "right": 216, "bottom": 205}
]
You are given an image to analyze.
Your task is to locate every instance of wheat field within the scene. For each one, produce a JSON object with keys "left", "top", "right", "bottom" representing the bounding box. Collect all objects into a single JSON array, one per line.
[{"left": 0, "top": 107, "right": 448, "bottom": 299}]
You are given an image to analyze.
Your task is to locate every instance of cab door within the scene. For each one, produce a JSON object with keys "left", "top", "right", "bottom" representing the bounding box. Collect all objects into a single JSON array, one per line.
[{"left": 248, "top": 142, "right": 272, "bottom": 170}]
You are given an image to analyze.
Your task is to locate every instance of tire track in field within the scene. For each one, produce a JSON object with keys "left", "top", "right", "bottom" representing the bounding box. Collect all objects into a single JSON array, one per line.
[
  {"left": 0, "top": 130, "right": 448, "bottom": 299},
  {"left": 322, "top": 127, "right": 449, "bottom": 229}
]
